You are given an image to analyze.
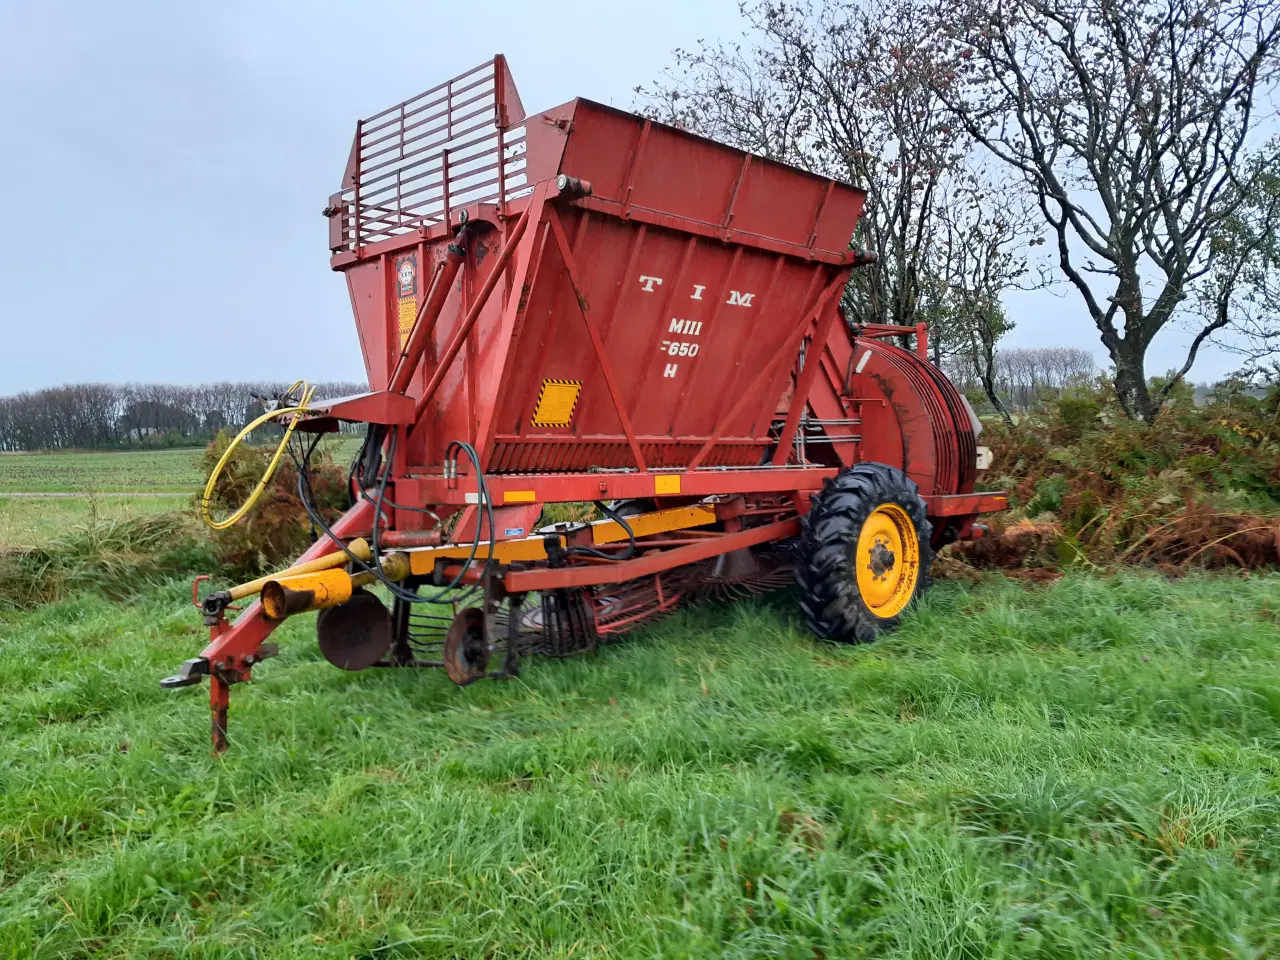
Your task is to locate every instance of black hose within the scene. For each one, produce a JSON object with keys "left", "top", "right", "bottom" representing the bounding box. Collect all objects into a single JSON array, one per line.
[
  {"left": 296, "top": 426, "right": 494, "bottom": 605},
  {"left": 298, "top": 431, "right": 639, "bottom": 607},
  {"left": 563, "top": 500, "right": 636, "bottom": 561},
  {"left": 368, "top": 429, "right": 486, "bottom": 604},
  {"left": 346, "top": 425, "right": 374, "bottom": 508}
]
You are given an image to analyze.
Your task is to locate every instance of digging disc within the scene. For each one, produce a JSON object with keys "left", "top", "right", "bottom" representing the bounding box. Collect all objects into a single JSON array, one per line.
[
  {"left": 316, "top": 588, "right": 392, "bottom": 671},
  {"left": 443, "top": 608, "right": 491, "bottom": 685}
]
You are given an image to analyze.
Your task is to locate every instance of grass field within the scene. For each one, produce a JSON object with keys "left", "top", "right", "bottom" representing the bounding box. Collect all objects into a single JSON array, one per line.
[
  {"left": 0, "top": 437, "right": 363, "bottom": 494},
  {"left": 3, "top": 572, "right": 1280, "bottom": 957},
  {"left": 0, "top": 437, "right": 364, "bottom": 550},
  {"left": 0, "top": 450, "right": 208, "bottom": 494},
  {"left": 0, "top": 495, "right": 188, "bottom": 548}
]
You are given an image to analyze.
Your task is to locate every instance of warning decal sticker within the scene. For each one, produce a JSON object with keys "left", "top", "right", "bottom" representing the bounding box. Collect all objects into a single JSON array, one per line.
[
  {"left": 531, "top": 379, "right": 583, "bottom": 428},
  {"left": 394, "top": 254, "right": 418, "bottom": 349}
]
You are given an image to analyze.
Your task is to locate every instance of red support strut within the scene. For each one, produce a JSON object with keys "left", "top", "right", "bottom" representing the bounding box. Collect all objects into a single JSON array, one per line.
[{"left": 199, "top": 498, "right": 376, "bottom": 752}]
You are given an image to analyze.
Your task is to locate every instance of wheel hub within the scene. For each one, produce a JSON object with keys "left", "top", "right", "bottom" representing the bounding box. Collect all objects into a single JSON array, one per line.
[
  {"left": 854, "top": 503, "right": 921, "bottom": 619},
  {"left": 868, "top": 541, "right": 896, "bottom": 577}
]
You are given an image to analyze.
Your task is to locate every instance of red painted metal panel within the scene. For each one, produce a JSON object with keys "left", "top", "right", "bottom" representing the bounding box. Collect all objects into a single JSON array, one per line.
[
  {"left": 345, "top": 262, "right": 390, "bottom": 391},
  {"left": 802, "top": 330, "right": 980, "bottom": 499},
  {"left": 480, "top": 202, "right": 848, "bottom": 471},
  {"left": 550, "top": 101, "right": 866, "bottom": 261},
  {"left": 396, "top": 466, "right": 841, "bottom": 507},
  {"left": 326, "top": 57, "right": 986, "bottom": 512},
  {"left": 925, "top": 493, "right": 1008, "bottom": 517},
  {"left": 335, "top": 89, "right": 867, "bottom": 476},
  {"left": 307, "top": 391, "right": 416, "bottom": 425}
]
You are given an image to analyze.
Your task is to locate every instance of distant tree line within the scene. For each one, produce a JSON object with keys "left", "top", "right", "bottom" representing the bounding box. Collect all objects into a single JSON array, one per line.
[
  {"left": 945, "top": 346, "right": 1096, "bottom": 415},
  {"left": 0, "top": 381, "right": 368, "bottom": 452}
]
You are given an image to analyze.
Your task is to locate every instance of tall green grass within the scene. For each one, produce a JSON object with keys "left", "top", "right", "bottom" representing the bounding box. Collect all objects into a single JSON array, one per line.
[
  {"left": 0, "top": 514, "right": 214, "bottom": 610},
  {"left": 1, "top": 572, "right": 1279, "bottom": 957},
  {"left": 0, "top": 495, "right": 188, "bottom": 550}
]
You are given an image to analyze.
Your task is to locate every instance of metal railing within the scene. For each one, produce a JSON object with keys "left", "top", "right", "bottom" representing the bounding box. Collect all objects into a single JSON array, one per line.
[{"left": 329, "top": 56, "right": 528, "bottom": 254}]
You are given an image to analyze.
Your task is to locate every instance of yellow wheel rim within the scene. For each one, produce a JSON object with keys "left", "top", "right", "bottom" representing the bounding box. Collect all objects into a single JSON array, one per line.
[{"left": 854, "top": 504, "right": 921, "bottom": 619}]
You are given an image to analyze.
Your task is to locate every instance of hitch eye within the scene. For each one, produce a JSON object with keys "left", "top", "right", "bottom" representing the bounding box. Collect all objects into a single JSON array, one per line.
[{"left": 160, "top": 658, "right": 209, "bottom": 690}]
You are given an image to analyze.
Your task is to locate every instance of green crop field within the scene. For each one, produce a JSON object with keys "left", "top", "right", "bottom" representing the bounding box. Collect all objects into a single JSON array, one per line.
[
  {"left": 0, "top": 450, "right": 209, "bottom": 494},
  {"left": 3, "top": 572, "right": 1280, "bottom": 957},
  {"left": 0, "top": 437, "right": 363, "bottom": 494}
]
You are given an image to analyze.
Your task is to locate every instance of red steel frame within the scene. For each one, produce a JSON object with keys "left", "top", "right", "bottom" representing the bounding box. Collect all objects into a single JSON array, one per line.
[{"left": 189, "top": 57, "right": 1005, "bottom": 751}]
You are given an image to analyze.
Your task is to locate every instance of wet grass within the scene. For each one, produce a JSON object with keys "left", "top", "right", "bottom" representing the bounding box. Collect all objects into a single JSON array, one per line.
[{"left": 2, "top": 571, "right": 1279, "bottom": 957}]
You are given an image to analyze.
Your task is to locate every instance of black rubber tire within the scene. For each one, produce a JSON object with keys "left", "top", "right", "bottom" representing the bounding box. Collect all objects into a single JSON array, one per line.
[{"left": 796, "top": 462, "right": 934, "bottom": 644}]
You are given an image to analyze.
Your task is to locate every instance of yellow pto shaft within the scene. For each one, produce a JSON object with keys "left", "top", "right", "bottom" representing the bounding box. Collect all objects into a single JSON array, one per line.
[
  {"left": 260, "top": 553, "right": 411, "bottom": 620},
  {"left": 226, "top": 539, "right": 373, "bottom": 602}
]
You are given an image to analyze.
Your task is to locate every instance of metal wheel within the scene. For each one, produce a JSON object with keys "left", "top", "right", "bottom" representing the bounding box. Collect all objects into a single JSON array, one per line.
[
  {"left": 854, "top": 503, "right": 922, "bottom": 619},
  {"left": 316, "top": 588, "right": 392, "bottom": 670},
  {"left": 443, "top": 608, "right": 491, "bottom": 685}
]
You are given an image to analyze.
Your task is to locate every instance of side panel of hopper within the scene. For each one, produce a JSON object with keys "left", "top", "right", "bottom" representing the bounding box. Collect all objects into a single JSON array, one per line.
[
  {"left": 489, "top": 209, "right": 837, "bottom": 470},
  {"left": 329, "top": 80, "right": 868, "bottom": 476},
  {"left": 485, "top": 99, "right": 866, "bottom": 472}
]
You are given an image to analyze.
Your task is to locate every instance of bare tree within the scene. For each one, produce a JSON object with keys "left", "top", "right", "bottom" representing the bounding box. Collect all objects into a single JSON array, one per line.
[
  {"left": 930, "top": 163, "right": 1041, "bottom": 421},
  {"left": 1201, "top": 152, "right": 1280, "bottom": 377},
  {"left": 992, "top": 346, "right": 1096, "bottom": 408},
  {"left": 928, "top": 0, "right": 1280, "bottom": 420}
]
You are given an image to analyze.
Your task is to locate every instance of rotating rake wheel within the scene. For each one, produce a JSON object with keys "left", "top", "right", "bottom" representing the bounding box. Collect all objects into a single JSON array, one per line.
[
  {"left": 537, "top": 589, "right": 599, "bottom": 658},
  {"left": 796, "top": 462, "right": 934, "bottom": 644}
]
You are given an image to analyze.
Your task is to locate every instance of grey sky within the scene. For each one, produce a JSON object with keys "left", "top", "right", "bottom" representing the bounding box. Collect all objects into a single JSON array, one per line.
[{"left": 0, "top": 1, "right": 1245, "bottom": 394}]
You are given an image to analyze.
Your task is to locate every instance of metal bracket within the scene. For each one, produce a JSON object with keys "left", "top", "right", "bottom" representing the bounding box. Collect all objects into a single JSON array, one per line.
[
  {"left": 160, "top": 657, "right": 209, "bottom": 689},
  {"left": 479, "top": 569, "right": 521, "bottom": 679}
]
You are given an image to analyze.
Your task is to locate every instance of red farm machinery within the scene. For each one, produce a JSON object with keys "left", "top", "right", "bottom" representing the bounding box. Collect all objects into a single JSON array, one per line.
[{"left": 164, "top": 56, "right": 1006, "bottom": 750}]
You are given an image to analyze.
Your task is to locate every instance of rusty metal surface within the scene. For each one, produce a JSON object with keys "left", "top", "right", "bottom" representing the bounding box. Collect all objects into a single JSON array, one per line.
[
  {"left": 316, "top": 588, "right": 393, "bottom": 671},
  {"left": 443, "top": 607, "right": 491, "bottom": 684}
]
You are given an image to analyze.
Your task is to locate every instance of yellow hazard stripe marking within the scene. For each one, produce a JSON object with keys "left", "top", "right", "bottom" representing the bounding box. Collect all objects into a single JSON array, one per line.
[{"left": 531, "top": 378, "right": 583, "bottom": 428}]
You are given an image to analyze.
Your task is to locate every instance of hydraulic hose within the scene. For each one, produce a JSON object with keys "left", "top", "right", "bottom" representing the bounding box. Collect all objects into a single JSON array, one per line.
[
  {"left": 295, "top": 426, "right": 495, "bottom": 606},
  {"left": 199, "top": 380, "right": 316, "bottom": 530}
]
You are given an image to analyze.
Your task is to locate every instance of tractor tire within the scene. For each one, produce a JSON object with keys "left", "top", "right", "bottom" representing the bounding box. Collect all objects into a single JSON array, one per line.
[{"left": 796, "top": 462, "right": 934, "bottom": 644}]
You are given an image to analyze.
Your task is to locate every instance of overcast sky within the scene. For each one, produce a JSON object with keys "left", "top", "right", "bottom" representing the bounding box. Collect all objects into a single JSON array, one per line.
[{"left": 0, "top": 1, "right": 1246, "bottom": 393}]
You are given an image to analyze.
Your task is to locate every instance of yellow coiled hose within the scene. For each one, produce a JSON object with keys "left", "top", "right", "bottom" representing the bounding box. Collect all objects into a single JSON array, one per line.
[{"left": 199, "top": 380, "right": 316, "bottom": 530}]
